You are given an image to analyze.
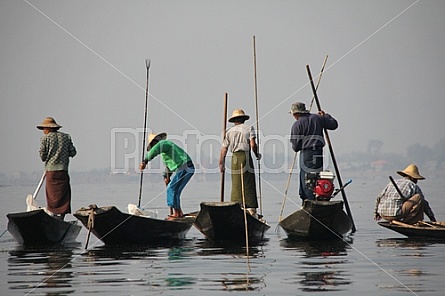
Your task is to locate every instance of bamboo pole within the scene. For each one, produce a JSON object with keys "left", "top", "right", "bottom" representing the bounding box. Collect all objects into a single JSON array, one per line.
[
  {"left": 252, "top": 35, "right": 263, "bottom": 215},
  {"left": 138, "top": 59, "right": 151, "bottom": 208},
  {"left": 220, "top": 93, "right": 228, "bottom": 202},
  {"left": 240, "top": 163, "right": 250, "bottom": 266},
  {"left": 306, "top": 64, "right": 356, "bottom": 233}
]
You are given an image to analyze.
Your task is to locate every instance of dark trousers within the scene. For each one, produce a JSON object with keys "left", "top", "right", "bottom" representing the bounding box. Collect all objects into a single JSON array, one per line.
[{"left": 299, "top": 147, "right": 323, "bottom": 202}]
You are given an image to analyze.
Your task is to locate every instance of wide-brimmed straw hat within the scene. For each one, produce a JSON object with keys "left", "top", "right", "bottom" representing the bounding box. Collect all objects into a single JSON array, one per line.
[
  {"left": 36, "top": 117, "right": 62, "bottom": 130},
  {"left": 147, "top": 132, "right": 167, "bottom": 150},
  {"left": 289, "top": 102, "right": 309, "bottom": 114},
  {"left": 228, "top": 109, "right": 250, "bottom": 123},
  {"left": 397, "top": 164, "right": 425, "bottom": 180}
]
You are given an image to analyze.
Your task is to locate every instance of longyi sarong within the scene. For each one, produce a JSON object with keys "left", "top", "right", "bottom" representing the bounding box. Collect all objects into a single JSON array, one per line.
[
  {"left": 45, "top": 171, "right": 71, "bottom": 215},
  {"left": 231, "top": 151, "right": 258, "bottom": 208}
]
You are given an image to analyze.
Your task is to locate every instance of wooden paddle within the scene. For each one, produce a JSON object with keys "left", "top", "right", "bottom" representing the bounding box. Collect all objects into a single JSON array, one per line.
[
  {"left": 417, "top": 221, "right": 439, "bottom": 228},
  {"left": 391, "top": 219, "right": 417, "bottom": 228},
  {"left": 306, "top": 64, "right": 356, "bottom": 233}
]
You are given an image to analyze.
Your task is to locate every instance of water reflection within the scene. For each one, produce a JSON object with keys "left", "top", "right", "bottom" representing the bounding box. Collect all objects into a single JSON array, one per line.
[
  {"left": 220, "top": 273, "right": 265, "bottom": 292},
  {"left": 375, "top": 238, "right": 443, "bottom": 294},
  {"left": 8, "top": 245, "right": 77, "bottom": 295},
  {"left": 80, "top": 241, "right": 198, "bottom": 292},
  {"left": 376, "top": 237, "right": 443, "bottom": 249},
  {"left": 195, "top": 238, "right": 267, "bottom": 258},
  {"left": 280, "top": 238, "right": 352, "bottom": 292},
  {"left": 194, "top": 239, "right": 268, "bottom": 292}
]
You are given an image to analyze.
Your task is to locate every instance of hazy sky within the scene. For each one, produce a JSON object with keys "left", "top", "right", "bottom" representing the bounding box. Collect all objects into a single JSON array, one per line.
[{"left": 1, "top": 0, "right": 445, "bottom": 174}]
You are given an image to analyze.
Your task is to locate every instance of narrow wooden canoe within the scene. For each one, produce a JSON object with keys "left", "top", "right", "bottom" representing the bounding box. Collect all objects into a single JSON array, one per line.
[
  {"left": 74, "top": 205, "right": 195, "bottom": 245},
  {"left": 193, "top": 201, "right": 270, "bottom": 242},
  {"left": 6, "top": 209, "right": 81, "bottom": 245},
  {"left": 279, "top": 200, "right": 352, "bottom": 240},
  {"left": 378, "top": 220, "right": 445, "bottom": 239}
]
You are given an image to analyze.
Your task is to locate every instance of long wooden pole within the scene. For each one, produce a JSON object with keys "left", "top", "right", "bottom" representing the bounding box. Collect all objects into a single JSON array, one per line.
[
  {"left": 308, "top": 55, "right": 328, "bottom": 112},
  {"left": 138, "top": 59, "right": 151, "bottom": 208},
  {"left": 306, "top": 64, "right": 356, "bottom": 233},
  {"left": 240, "top": 163, "right": 250, "bottom": 264},
  {"left": 278, "top": 153, "right": 297, "bottom": 225},
  {"left": 220, "top": 93, "right": 228, "bottom": 202},
  {"left": 278, "top": 56, "right": 328, "bottom": 226},
  {"left": 389, "top": 176, "right": 405, "bottom": 199},
  {"left": 252, "top": 35, "right": 263, "bottom": 214}
]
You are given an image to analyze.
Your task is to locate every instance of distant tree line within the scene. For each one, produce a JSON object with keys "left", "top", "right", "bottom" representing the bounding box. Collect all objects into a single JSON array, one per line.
[{"left": 339, "top": 138, "right": 445, "bottom": 171}]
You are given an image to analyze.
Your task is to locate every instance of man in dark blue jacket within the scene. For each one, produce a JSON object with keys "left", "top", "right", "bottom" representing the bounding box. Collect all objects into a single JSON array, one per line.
[{"left": 289, "top": 102, "right": 338, "bottom": 202}]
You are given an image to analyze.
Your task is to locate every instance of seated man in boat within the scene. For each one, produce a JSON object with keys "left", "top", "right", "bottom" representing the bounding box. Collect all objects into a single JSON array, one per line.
[
  {"left": 219, "top": 109, "right": 261, "bottom": 217},
  {"left": 374, "top": 164, "right": 436, "bottom": 224},
  {"left": 140, "top": 132, "right": 195, "bottom": 219}
]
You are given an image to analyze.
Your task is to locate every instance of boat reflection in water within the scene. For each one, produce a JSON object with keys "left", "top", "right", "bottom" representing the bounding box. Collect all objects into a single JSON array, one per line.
[
  {"left": 8, "top": 245, "right": 77, "bottom": 294},
  {"left": 194, "top": 239, "right": 267, "bottom": 292},
  {"left": 376, "top": 237, "right": 441, "bottom": 249},
  {"left": 280, "top": 238, "right": 353, "bottom": 292},
  {"left": 375, "top": 237, "right": 443, "bottom": 294},
  {"left": 81, "top": 242, "right": 199, "bottom": 291}
]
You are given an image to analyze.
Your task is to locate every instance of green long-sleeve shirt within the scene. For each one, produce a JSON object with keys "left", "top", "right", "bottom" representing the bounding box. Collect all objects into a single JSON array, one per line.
[{"left": 144, "top": 140, "right": 191, "bottom": 172}]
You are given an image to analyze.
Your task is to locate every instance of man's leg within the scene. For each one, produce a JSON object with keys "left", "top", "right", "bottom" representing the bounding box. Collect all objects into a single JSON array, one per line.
[{"left": 401, "top": 194, "right": 424, "bottom": 224}]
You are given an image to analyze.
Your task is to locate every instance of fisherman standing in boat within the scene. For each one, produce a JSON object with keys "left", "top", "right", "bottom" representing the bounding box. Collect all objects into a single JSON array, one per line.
[
  {"left": 37, "top": 117, "right": 77, "bottom": 220},
  {"left": 219, "top": 109, "right": 261, "bottom": 217},
  {"left": 374, "top": 164, "right": 436, "bottom": 224},
  {"left": 140, "top": 132, "right": 195, "bottom": 219},
  {"left": 289, "top": 102, "right": 338, "bottom": 202}
]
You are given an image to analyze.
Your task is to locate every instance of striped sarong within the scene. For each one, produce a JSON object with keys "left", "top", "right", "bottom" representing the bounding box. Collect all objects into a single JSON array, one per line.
[{"left": 230, "top": 151, "right": 258, "bottom": 208}]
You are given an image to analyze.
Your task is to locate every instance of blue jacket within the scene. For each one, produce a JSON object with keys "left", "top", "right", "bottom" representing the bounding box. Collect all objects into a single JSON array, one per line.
[{"left": 290, "top": 113, "right": 338, "bottom": 152}]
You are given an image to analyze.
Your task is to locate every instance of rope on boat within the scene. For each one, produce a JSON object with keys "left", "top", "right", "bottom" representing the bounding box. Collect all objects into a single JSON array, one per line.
[{"left": 84, "top": 204, "right": 97, "bottom": 250}]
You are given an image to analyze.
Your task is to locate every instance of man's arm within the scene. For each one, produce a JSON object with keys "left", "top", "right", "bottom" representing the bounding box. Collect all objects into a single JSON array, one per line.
[
  {"left": 319, "top": 111, "right": 338, "bottom": 130},
  {"left": 219, "top": 147, "right": 228, "bottom": 172},
  {"left": 423, "top": 199, "right": 436, "bottom": 222},
  {"left": 250, "top": 138, "right": 260, "bottom": 159}
]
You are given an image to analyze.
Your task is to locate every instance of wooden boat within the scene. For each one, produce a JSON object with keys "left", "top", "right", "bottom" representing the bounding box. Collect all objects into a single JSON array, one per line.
[
  {"left": 279, "top": 199, "right": 352, "bottom": 240},
  {"left": 6, "top": 209, "right": 82, "bottom": 245},
  {"left": 193, "top": 201, "right": 270, "bottom": 242},
  {"left": 74, "top": 205, "right": 195, "bottom": 245},
  {"left": 378, "top": 220, "right": 445, "bottom": 239}
]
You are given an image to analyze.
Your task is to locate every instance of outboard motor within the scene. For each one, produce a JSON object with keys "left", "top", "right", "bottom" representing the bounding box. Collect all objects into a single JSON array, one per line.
[{"left": 314, "top": 171, "right": 335, "bottom": 201}]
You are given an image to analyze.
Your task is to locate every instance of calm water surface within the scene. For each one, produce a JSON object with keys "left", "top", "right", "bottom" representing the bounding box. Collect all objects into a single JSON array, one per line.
[{"left": 1, "top": 171, "right": 444, "bottom": 295}]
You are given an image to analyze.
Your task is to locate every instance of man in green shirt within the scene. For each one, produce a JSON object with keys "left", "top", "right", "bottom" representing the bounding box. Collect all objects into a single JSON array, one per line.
[{"left": 140, "top": 132, "right": 194, "bottom": 219}]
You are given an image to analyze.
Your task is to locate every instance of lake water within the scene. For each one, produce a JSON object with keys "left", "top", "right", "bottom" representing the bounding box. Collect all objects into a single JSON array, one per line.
[{"left": 1, "top": 171, "right": 444, "bottom": 295}]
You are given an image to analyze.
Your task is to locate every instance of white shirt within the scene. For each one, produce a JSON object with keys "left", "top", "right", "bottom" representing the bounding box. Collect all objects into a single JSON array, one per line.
[{"left": 223, "top": 123, "right": 256, "bottom": 152}]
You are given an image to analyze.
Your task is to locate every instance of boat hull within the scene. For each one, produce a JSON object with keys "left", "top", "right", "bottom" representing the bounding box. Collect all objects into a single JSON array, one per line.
[
  {"left": 378, "top": 221, "right": 445, "bottom": 239},
  {"left": 74, "top": 206, "right": 194, "bottom": 245},
  {"left": 6, "top": 210, "right": 81, "bottom": 245},
  {"left": 193, "top": 201, "right": 270, "bottom": 242},
  {"left": 279, "top": 200, "right": 352, "bottom": 240}
]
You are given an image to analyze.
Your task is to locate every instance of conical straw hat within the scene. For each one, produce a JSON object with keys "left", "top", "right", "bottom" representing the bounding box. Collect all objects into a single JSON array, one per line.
[
  {"left": 228, "top": 109, "right": 250, "bottom": 122},
  {"left": 147, "top": 132, "right": 167, "bottom": 150},
  {"left": 36, "top": 117, "right": 62, "bottom": 130},
  {"left": 397, "top": 164, "right": 425, "bottom": 180}
]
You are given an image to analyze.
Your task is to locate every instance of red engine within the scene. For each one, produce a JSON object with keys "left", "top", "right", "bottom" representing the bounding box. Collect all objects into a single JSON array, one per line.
[{"left": 314, "top": 171, "right": 335, "bottom": 201}]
